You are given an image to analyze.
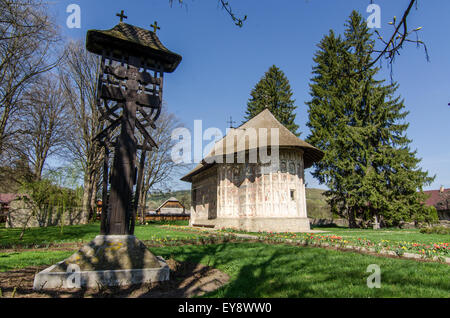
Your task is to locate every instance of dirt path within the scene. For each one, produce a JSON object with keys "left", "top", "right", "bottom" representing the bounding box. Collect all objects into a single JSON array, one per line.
[{"left": 0, "top": 259, "right": 229, "bottom": 298}]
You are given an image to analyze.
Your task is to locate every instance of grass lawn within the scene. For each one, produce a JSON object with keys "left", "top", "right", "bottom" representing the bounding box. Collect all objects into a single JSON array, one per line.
[
  {"left": 0, "top": 223, "right": 100, "bottom": 249},
  {"left": 0, "top": 221, "right": 203, "bottom": 249},
  {"left": 216, "top": 226, "right": 450, "bottom": 258},
  {"left": 1, "top": 242, "right": 448, "bottom": 297},
  {"left": 312, "top": 227, "right": 449, "bottom": 245},
  {"left": 219, "top": 226, "right": 449, "bottom": 245},
  {"left": 152, "top": 243, "right": 450, "bottom": 297},
  {"left": 0, "top": 223, "right": 449, "bottom": 297},
  {"left": 0, "top": 250, "right": 73, "bottom": 272}
]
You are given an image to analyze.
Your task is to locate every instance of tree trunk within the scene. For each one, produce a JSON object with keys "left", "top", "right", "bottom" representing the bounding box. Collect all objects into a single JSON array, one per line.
[
  {"left": 138, "top": 189, "right": 147, "bottom": 224},
  {"left": 348, "top": 207, "right": 357, "bottom": 228},
  {"left": 81, "top": 186, "right": 91, "bottom": 224},
  {"left": 89, "top": 173, "right": 99, "bottom": 221},
  {"left": 81, "top": 171, "right": 95, "bottom": 224}
]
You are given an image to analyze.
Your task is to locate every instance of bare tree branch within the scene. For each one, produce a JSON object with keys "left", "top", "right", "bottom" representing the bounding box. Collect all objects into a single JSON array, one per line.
[
  {"left": 59, "top": 41, "right": 105, "bottom": 223},
  {"left": 169, "top": 0, "right": 247, "bottom": 27},
  {"left": 16, "top": 74, "right": 71, "bottom": 179},
  {"left": 0, "top": 0, "right": 61, "bottom": 160},
  {"left": 369, "top": 0, "right": 428, "bottom": 70},
  {"left": 136, "top": 105, "right": 188, "bottom": 222}
]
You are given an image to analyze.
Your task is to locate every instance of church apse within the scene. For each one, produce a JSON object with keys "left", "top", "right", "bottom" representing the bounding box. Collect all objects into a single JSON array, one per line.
[
  {"left": 189, "top": 148, "right": 309, "bottom": 232},
  {"left": 182, "top": 109, "right": 324, "bottom": 232}
]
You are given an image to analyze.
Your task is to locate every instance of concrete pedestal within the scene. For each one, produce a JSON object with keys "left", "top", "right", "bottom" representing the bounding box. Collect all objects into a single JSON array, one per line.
[{"left": 33, "top": 235, "right": 169, "bottom": 290}]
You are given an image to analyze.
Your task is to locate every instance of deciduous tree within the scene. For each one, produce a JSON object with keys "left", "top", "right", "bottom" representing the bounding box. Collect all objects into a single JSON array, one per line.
[
  {"left": 18, "top": 75, "right": 70, "bottom": 180},
  {"left": 0, "top": 0, "right": 60, "bottom": 160},
  {"left": 59, "top": 41, "right": 104, "bottom": 223},
  {"left": 136, "top": 106, "right": 184, "bottom": 223}
]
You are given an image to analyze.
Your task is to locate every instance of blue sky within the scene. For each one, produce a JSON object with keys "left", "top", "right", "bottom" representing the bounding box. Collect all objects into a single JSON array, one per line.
[{"left": 49, "top": 0, "right": 450, "bottom": 191}]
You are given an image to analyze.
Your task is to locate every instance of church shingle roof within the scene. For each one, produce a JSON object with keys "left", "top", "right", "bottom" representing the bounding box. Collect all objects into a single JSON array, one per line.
[{"left": 181, "top": 109, "right": 324, "bottom": 182}]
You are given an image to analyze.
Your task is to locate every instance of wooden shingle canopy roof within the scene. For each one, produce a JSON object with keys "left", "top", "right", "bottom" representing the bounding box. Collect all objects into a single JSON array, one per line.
[
  {"left": 155, "top": 197, "right": 185, "bottom": 212},
  {"left": 86, "top": 22, "right": 182, "bottom": 73},
  {"left": 181, "top": 109, "right": 324, "bottom": 182}
]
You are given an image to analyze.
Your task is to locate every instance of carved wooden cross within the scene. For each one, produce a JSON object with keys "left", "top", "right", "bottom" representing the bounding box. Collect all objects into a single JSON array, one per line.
[
  {"left": 116, "top": 10, "right": 128, "bottom": 22},
  {"left": 227, "top": 116, "right": 236, "bottom": 128},
  {"left": 150, "top": 21, "right": 160, "bottom": 33},
  {"left": 87, "top": 21, "right": 181, "bottom": 236},
  {"left": 94, "top": 59, "right": 160, "bottom": 235}
]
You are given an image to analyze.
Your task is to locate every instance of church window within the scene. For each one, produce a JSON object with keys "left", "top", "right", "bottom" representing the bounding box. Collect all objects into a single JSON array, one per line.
[
  {"left": 289, "top": 162, "right": 296, "bottom": 174},
  {"left": 280, "top": 161, "right": 287, "bottom": 173},
  {"left": 192, "top": 189, "right": 197, "bottom": 204}
]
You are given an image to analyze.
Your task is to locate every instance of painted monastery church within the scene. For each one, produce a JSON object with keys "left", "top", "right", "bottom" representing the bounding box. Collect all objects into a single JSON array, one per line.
[{"left": 181, "top": 109, "right": 324, "bottom": 232}]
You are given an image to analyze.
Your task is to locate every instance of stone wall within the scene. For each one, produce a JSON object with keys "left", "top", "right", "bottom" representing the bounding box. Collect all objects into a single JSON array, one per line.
[
  {"left": 5, "top": 197, "right": 84, "bottom": 228},
  {"left": 309, "top": 218, "right": 349, "bottom": 227},
  {"left": 190, "top": 167, "right": 218, "bottom": 223}
]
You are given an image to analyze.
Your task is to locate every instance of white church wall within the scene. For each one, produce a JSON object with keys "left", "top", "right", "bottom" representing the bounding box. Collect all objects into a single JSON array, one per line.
[{"left": 190, "top": 149, "right": 310, "bottom": 231}]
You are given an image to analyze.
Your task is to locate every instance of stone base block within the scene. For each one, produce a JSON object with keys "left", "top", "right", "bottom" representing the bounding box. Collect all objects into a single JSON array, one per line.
[
  {"left": 33, "top": 235, "right": 169, "bottom": 290},
  {"left": 192, "top": 217, "right": 311, "bottom": 233}
]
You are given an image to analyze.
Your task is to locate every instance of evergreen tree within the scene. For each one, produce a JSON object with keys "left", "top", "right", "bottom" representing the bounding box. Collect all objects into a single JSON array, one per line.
[
  {"left": 245, "top": 65, "right": 300, "bottom": 136},
  {"left": 306, "top": 11, "right": 436, "bottom": 228}
]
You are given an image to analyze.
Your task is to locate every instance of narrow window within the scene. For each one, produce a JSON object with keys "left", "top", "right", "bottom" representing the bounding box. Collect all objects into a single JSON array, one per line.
[
  {"left": 192, "top": 189, "right": 197, "bottom": 204},
  {"left": 290, "top": 189, "right": 295, "bottom": 200}
]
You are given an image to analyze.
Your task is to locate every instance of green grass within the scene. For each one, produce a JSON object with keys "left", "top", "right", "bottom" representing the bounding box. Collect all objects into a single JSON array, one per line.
[
  {"left": 0, "top": 224, "right": 100, "bottom": 248},
  {"left": 420, "top": 226, "right": 450, "bottom": 235},
  {"left": 220, "top": 226, "right": 449, "bottom": 246},
  {"left": 1, "top": 222, "right": 449, "bottom": 297},
  {"left": 217, "top": 226, "right": 450, "bottom": 258},
  {"left": 134, "top": 224, "right": 205, "bottom": 241},
  {"left": 144, "top": 220, "right": 189, "bottom": 226},
  {"left": 151, "top": 243, "right": 450, "bottom": 297},
  {"left": 1, "top": 243, "right": 448, "bottom": 297},
  {"left": 0, "top": 222, "right": 205, "bottom": 249},
  {"left": 312, "top": 227, "right": 450, "bottom": 246},
  {"left": 0, "top": 250, "right": 73, "bottom": 272}
]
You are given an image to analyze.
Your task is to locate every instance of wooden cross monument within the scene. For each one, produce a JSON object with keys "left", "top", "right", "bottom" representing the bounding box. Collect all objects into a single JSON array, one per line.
[{"left": 86, "top": 13, "right": 182, "bottom": 235}]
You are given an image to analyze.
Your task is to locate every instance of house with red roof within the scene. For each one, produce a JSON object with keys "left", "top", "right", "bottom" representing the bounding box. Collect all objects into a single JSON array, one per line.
[
  {"left": 423, "top": 187, "right": 450, "bottom": 221},
  {"left": 0, "top": 193, "right": 18, "bottom": 222}
]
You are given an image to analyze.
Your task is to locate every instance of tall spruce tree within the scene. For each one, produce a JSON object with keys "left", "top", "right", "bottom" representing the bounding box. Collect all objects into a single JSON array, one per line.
[
  {"left": 306, "top": 11, "right": 436, "bottom": 228},
  {"left": 245, "top": 65, "right": 300, "bottom": 136}
]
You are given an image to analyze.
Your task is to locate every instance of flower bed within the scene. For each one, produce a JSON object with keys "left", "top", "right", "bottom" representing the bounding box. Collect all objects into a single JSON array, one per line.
[
  {"left": 158, "top": 226, "right": 450, "bottom": 263},
  {"left": 217, "top": 228, "right": 450, "bottom": 261}
]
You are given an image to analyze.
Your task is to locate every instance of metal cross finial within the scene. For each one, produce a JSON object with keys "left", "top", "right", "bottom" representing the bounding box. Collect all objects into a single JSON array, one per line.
[
  {"left": 116, "top": 10, "right": 128, "bottom": 22},
  {"left": 227, "top": 116, "right": 236, "bottom": 128},
  {"left": 151, "top": 21, "right": 160, "bottom": 33}
]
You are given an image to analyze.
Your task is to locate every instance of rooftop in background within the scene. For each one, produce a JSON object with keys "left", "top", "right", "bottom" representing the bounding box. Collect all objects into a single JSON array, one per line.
[
  {"left": 424, "top": 188, "right": 450, "bottom": 211},
  {"left": 155, "top": 197, "right": 185, "bottom": 211},
  {"left": 0, "top": 194, "right": 18, "bottom": 205},
  {"left": 86, "top": 22, "right": 182, "bottom": 72}
]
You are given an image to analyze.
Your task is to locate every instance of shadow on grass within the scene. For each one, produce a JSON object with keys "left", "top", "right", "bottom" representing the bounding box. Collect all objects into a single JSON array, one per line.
[
  {"left": 151, "top": 242, "right": 450, "bottom": 298},
  {"left": 2, "top": 241, "right": 450, "bottom": 298}
]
